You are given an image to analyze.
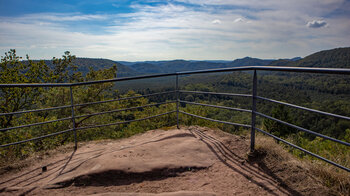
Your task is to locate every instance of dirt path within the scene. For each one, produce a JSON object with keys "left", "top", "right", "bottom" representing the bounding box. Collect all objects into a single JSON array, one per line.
[{"left": 0, "top": 126, "right": 327, "bottom": 195}]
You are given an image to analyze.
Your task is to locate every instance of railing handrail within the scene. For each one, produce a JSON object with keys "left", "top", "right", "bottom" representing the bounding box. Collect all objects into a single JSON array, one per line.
[
  {"left": 1, "top": 66, "right": 350, "bottom": 88},
  {"left": 1, "top": 65, "right": 349, "bottom": 172}
]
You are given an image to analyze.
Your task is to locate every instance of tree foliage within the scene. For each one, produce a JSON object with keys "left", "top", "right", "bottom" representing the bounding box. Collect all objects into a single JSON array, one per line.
[
  {"left": 0, "top": 50, "right": 175, "bottom": 162},
  {"left": 263, "top": 105, "right": 295, "bottom": 137}
]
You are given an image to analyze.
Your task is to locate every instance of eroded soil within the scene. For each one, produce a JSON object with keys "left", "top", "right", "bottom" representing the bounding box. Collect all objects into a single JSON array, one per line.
[{"left": 0, "top": 126, "right": 330, "bottom": 195}]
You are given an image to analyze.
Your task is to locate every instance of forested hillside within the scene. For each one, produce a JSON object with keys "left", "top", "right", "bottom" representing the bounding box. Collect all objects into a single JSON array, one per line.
[
  {"left": 125, "top": 57, "right": 273, "bottom": 74},
  {"left": 1, "top": 47, "right": 349, "bottom": 174},
  {"left": 226, "top": 57, "right": 273, "bottom": 67},
  {"left": 43, "top": 58, "right": 140, "bottom": 77},
  {"left": 269, "top": 47, "right": 350, "bottom": 68},
  {"left": 38, "top": 47, "right": 350, "bottom": 79}
]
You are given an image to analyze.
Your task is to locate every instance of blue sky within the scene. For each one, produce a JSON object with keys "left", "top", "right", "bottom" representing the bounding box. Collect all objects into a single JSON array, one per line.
[{"left": 1, "top": 0, "right": 350, "bottom": 61}]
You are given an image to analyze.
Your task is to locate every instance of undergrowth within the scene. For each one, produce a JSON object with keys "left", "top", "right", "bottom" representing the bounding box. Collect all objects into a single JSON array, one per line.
[{"left": 256, "top": 132, "right": 349, "bottom": 196}]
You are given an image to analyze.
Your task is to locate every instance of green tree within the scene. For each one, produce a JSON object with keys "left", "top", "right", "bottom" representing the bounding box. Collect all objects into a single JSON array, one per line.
[
  {"left": 51, "top": 51, "right": 78, "bottom": 83},
  {"left": 0, "top": 50, "right": 121, "bottom": 158},
  {"left": 263, "top": 105, "right": 295, "bottom": 137},
  {"left": 0, "top": 49, "right": 49, "bottom": 128}
]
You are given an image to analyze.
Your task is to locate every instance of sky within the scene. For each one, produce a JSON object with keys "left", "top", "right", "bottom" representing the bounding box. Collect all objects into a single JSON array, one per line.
[{"left": 0, "top": 0, "right": 350, "bottom": 61}]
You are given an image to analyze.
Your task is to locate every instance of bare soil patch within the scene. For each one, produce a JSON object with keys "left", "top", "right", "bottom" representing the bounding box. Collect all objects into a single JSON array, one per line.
[{"left": 0, "top": 126, "right": 331, "bottom": 195}]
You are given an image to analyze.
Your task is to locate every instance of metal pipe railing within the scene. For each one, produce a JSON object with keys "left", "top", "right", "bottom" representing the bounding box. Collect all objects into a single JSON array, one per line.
[
  {"left": 255, "top": 111, "right": 350, "bottom": 146},
  {"left": 250, "top": 70, "right": 257, "bottom": 152},
  {"left": 0, "top": 105, "right": 71, "bottom": 117},
  {"left": 179, "top": 100, "right": 251, "bottom": 113},
  {"left": 0, "top": 129, "right": 73, "bottom": 148},
  {"left": 179, "top": 90, "right": 251, "bottom": 98},
  {"left": 0, "top": 91, "right": 175, "bottom": 117},
  {"left": 69, "top": 86, "right": 78, "bottom": 149},
  {"left": 179, "top": 111, "right": 251, "bottom": 128},
  {"left": 176, "top": 75, "right": 180, "bottom": 129},
  {"left": 74, "top": 91, "right": 175, "bottom": 107},
  {"left": 255, "top": 127, "right": 350, "bottom": 172},
  {"left": 75, "top": 101, "right": 176, "bottom": 119},
  {"left": 76, "top": 111, "right": 176, "bottom": 131},
  {"left": 257, "top": 96, "right": 350, "bottom": 121},
  {"left": 1, "top": 65, "right": 349, "bottom": 172},
  {"left": 0, "top": 116, "right": 72, "bottom": 132},
  {"left": 1, "top": 66, "right": 349, "bottom": 88}
]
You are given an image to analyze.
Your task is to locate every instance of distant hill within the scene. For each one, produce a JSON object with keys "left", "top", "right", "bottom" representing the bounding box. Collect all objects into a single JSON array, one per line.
[
  {"left": 129, "top": 62, "right": 166, "bottom": 74},
  {"left": 42, "top": 58, "right": 140, "bottom": 77},
  {"left": 28, "top": 47, "right": 350, "bottom": 78},
  {"left": 295, "top": 47, "right": 350, "bottom": 68},
  {"left": 227, "top": 57, "right": 273, "bottom": 67},
  {"left": 72, "top": 58, "right": 139, "bottom": 77},
  {"left": 123, "top": 57, "right": 273, "bottom": 75},
  {"left": 124, "top": 60, "right": 227, "bottom": 74},
  {"left": 160, "top": 60, "right": 226, "bottom": 72},
  {"left": 290, "top": 57, "right": 302, "bottom": 61},
  {"left": 268, "top": 47, "right": 350, "bottom": 68}
]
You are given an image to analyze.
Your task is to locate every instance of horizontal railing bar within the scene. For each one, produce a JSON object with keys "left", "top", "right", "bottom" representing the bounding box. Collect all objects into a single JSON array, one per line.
[
  {"left": 179, "top": 110, "right": 251, "bottom": 128},
  {"left": 179, "top": 90, "right": 251, "bottom": 98},
  {"left": 1, "top": 66, "right": 349, "bottom": 87},
  {"left": 0, "top": 105, "right": 71, "bottom": 117},
  {"left": 75, "top": 101, "right": 176, "bottom": 119},
  {"left": 179, "top": 100, "right": 251, "bottom": 113},
  {"left": 0, "top": 117, "right": 72, "bottom": 132},
  {"left": 257, "top": 96, "right": 350, "bottom": 121},
  {"left": 71, "top": 73, "right": 176, "bottom": 87},
  {"left": 176, "top": 66, "right": 350, "bottom": 76},
  {"left": 0, "top": 129, "right": 73, "bottom": 148},
  {"left": 0, "top": 91, "right": 175, "bottom": 117},
  {"left": 74, "top": 91, "right": 175, "bottom": 108},
  {"left": 0, "top": 83, "right": 71, "bottom": 87},
  {"left": 76, "top": 110, "right": 176, "bottom": 130},
  {"left": 255, "top": 128, "right": 350, "bottom": 172},
  {"left": 255, "top": 112, "right": 350, "bottom": 146}
]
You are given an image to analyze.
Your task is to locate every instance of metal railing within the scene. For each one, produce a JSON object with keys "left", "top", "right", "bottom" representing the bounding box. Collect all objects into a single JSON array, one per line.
[{"left": 0, "top": 66, "right": 349, "bottom": 172}]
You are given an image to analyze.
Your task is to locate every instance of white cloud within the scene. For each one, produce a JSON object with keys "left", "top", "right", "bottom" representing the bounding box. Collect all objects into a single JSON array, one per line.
[
  {"left": 0, "top": 1, "right": 349, "bottom": 61},
  {"left": 233, "top": 18, "right": 244, "bottom": 23},
  {"left": 212, "top": 19, "right": 221, "bottom": 24},
  {"left": 2, "top": 13, "right": 108, "bottom": 23},
  {"left": 307, "top": 20, "right": 328, "bottom": 28}
]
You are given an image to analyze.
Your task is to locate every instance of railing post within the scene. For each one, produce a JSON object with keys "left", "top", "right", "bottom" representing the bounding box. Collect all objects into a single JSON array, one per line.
[
  {"left": 250, "top": 70, "right": 257, "bottom": 152},
  {"left": 69, "top": 86, "right": 77, "bottom": 150},
  {"left": 176, "top": 74, "right": 179, "bottom": 129}
]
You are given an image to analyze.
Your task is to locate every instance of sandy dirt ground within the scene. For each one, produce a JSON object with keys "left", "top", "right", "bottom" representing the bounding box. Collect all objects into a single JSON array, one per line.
[{"left": 0, "top": 126, "right": 329, "bottom": 196}]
